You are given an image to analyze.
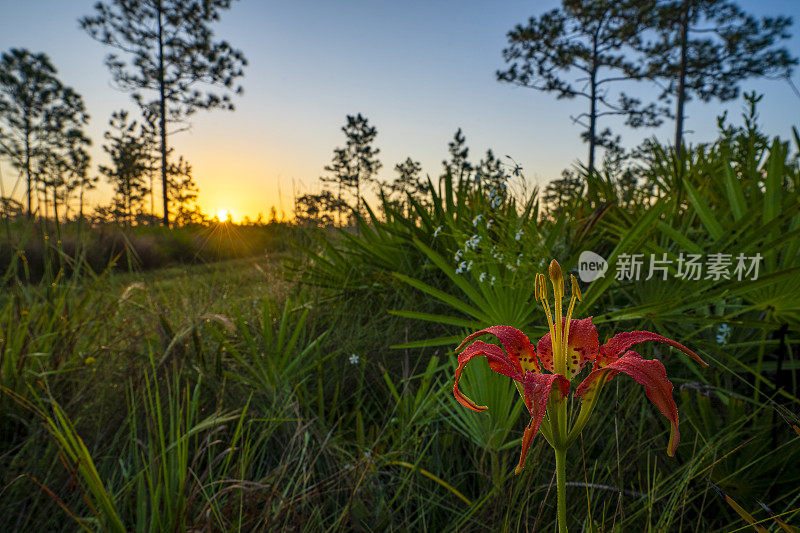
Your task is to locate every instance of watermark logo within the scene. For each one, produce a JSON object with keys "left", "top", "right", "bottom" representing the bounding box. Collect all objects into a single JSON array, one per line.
[
  {"left": 577, "top": 251, "right": 762, "bottom": 283},
  {"left": 578, "top": 250, "right": 608, "bottom": 282}
]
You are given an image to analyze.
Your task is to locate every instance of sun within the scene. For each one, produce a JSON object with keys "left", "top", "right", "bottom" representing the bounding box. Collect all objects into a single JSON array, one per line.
[{"left": 215, "top": 208, "right": 233, "bottom": 221}]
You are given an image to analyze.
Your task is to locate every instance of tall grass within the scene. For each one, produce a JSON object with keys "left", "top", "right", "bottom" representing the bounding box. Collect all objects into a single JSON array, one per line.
[
  {"left": 1, "top": 112, "right": 799, "bottom": 530},
  {"left": 0, "top": 219, "right": 301, "bottom": 281}
]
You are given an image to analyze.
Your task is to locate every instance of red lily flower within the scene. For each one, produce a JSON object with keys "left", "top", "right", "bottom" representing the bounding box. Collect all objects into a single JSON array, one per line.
[
  {"left": 453, "top": 260, "right": 708, "bottom": 475},
  {"left": 454, "top": 326, "right": 570, "bottom": 473},
  {"left": 537, "top": 318, "right": 707, "bottom": 456}
]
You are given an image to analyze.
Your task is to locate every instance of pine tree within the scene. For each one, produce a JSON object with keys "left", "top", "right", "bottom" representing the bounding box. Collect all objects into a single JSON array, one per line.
[
  {"left": 476, "top": 149, "right": 506, "bottom": 190},
  {"left": 62, "top": 130, "right": 94, "bottom": 220},
  {"left": 342, "top": 114, "right": 381, "bottom": 217},
  {"left": 498, "top": 0, "right": 665, "bottom": 174},
  {"left": 641, "top": 0, "right": 796, "bottom": 152},
  {"left": 31, "top": 125, "right": 90, "bottom": 223},
  {"left": 389, "top": 157, "right": 428, "bottom": 213},
  {"left": 167, "top": 156, "right": 204, "bottom": 226},
  {"left": 320, "top": 147, "right": 350, "bottom": 225},
  {"left": 319, "top": 114, "right": 381, "bottom": 221},
  {"left": 543, "top": 169, "right": 584, "bottom": 212},
  {"left": 100, "top": 111, "right": 151, "bottom": 225},
  {"left": 442, "top": 128, "right": 472, "bottom": 180},
  {"left": 81, "top": 0, "right": 247, "bottom": 226},
  {"left": 294, "top": 190, "right": 341, "bottom": 227},
  {"left": 0, "top": 48, "right": 90, "bottom": 217}
]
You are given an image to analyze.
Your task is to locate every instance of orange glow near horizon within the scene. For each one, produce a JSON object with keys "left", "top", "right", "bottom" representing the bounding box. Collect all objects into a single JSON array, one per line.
[
  {"left": 187, "top": 142, "right": 293, "bottom": 224},
  {"left": 215, "top": 208, "right": 234, "bottom": 222}
]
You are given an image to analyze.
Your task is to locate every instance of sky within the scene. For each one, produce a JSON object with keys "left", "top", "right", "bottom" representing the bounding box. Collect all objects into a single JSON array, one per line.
[{"left": 1, "top": 0, "right": 799, "bottom": 222}]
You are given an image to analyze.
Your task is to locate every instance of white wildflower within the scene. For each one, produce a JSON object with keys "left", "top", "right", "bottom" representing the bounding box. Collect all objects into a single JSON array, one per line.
[
  {"left": 716, "top": 323, "right": 731, "bottom": 345},
  {"left": 464, "top": 234, "right": 481, "bottom": 250}
]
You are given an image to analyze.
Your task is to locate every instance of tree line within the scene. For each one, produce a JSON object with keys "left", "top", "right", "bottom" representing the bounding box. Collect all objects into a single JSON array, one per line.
[
  {"left": 1, "top": 0, "right": 796, "bottom": 225},
  {"left": 294, "top": 117, "right": 517, "bottom": 226},
  {"left": 497, "top": 0, "right": 795, "bottom": 173},
  {"left": 297, "top": 1, "right": 795, "bottom": 225},
  {"left": 0, "top": 0, "right": 246, "bottom": 226}
]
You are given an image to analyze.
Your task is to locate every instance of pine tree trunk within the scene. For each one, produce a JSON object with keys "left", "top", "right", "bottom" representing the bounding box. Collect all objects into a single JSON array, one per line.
[
  {"left": 337, "top": 180, "right": 342, "bottom": 226},
  {"left": 675, "top": 7, "right": 689, "bottom": 155},
  {"left": 355, "top": 156, "right": 361, "bottom": 229},
  {"left": 150, "top": 171, "right": 155, "bottom": 224},
  {"left": 24, "top": 131, "right": 32, "bottom": 217},
  {"left": 52, "top": 187, "right": 59, "bottom": 225},
  {"left": 157, "top": 1, "right": 169, "bottom": 227},
  {"left": 588, "top": 72, "right": 597, "bottom": 175},
  {"left": 588, "top": 33, "right": 598, "bottom": 175}
]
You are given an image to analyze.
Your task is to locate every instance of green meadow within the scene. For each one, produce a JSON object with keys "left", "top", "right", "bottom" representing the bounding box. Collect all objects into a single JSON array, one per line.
[{"left": 1, "top": 114, "right": 799, "bottom": 531}]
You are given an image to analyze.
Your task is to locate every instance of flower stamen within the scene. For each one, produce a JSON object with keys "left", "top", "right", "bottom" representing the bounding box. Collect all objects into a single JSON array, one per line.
[
  {"left": 536, "top": 273, "right": 557, "bottom": 356},
  {"left": 549, "top": 260, "right": 567, "bottom": 375},
  {"left": 561, "top": 274, "right": 582, "bottom": 369}
]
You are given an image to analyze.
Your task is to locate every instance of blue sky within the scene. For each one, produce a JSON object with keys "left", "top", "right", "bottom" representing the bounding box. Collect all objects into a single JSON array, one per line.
[{"left": 1, "top": 0, "right": 799, "bottom": 220}]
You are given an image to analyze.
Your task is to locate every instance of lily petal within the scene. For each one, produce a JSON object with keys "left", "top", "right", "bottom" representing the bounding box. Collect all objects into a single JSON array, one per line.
[
  {"left": 599, "top": 330, "right": 707, "bottom": 368},
  {"left": 515, "top": 372, "right": 570, "bottom": 474},
  {"left": 456, "top": 325, "right": 537, "bottom": 372},
  {"left": 536, "top": 317, "right": 600, "bottom": 378},
  {"left": 454, "top": 340, "right": 522, "bottom": 412},
  {"left": 575, "top": 350, "right": 680, "bottom": 456},
  {"left": 515, "top": 418, "right": 537, "bottom": 475}
]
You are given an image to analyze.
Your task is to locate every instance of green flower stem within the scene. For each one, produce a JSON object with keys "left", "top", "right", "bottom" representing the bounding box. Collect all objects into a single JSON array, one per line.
[
  {"left": 554, "top": 446, "right": 568, "bottom": 533},
  {"left": 547, "top": 396, "right": 569, "bottom": 532}
]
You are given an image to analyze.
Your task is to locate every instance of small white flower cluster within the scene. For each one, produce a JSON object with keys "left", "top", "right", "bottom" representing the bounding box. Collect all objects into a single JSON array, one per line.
[
  {"left": 456, "top": 260, "right": 473, "bottom": 274},
  {"left": 716, "top": 323, "right": 731, "bottom": 345},
  {"left": 477, "top": 272, "right": 497, "bottom": 286},
  {"left": 349, "top": 353, "right": 360, "bottom": 364},
  {"left": 433, "top": 225, "right": 443, "bottom": 238},
  {"left": 490, "top": 245, "right": 504, "bottom": 262},
  {"left": 487, "top": 187, "right": 504, "bottom": 209},
  {"left": 449, "top": 165, "right": 526, "bottom": 279},
  {"left": 464, "top": 233, "right": 481, "bottom": 250},
  {"left": 506, "top": 253, "right": 523, "bottom": 272},
  {"left": 344, "top": 450, "right": 373, "bottom": 472}
]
